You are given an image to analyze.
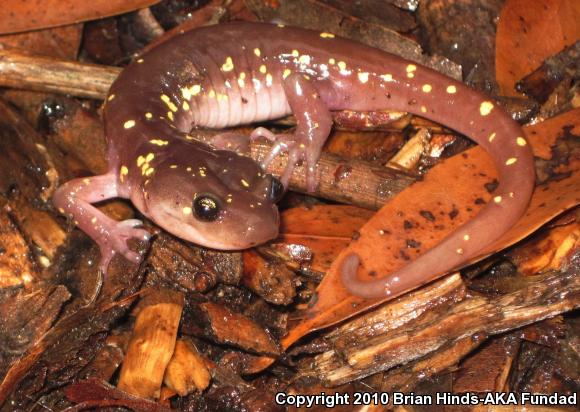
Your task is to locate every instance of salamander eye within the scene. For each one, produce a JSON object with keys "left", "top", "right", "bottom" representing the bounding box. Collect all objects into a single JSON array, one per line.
[
  {"left": 269, "top": 176, "right": 285, "bottom": 203},
  {"left": 193, "top": 194, "right": 221, "bottom": 222}
]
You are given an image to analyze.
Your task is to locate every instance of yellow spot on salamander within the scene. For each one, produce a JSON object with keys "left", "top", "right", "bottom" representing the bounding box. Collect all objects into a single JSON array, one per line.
[
  {"left": 463, "top": 234, "right": 470, "bottom": 241},
  {"left": 253, "top": 48, "right": 261, "bottom": 57},
  {"left": 119, "top": 165, "right": 129, "bottom": 182},
  {"left": 380, "top": 74, "right": 394, "bottom": 82},
  {"left": 183, "top": 101, "right": 190, "bottom": 111},
  {"left": 145, "top": 153, "right": 155, "bottom": 162},
  {"left": 181, "top": 85, "right": 201, "bottom": 100},
  {"left": 516, "top": 137, "right": 527, "bottom": 146},
  {"left": 240, "top": 179, "right": 250, "bottom": 188},
  {"left": 259, "top": 64, "right": 267, "bottom": 74},
  {"left": 406, "top": 64, "right": 417, "bottom": 78},
  {"left": 422, "top": 84, "right": 432, "bottom": 93},
  {"left": 221, "top": 56, "right": 234, "bottom": 72},
  {"left": 167, "top": 111, "right": 174, "bottom": 121},
  {"left": 456, "top": 248, "right": 464, "bottom": 255},
  {"left": 357, "top": 72, "right": 369, "bottom": 83},
  {"left": 446, "top": 85, "right": 457, "bottom": 94},
  {"left": 328, "top": 57, "right": 336, "bottom": 65},
  {"left": 170, "top": 165, "right": 178, "bottom": 169},
  {"left": 150, "top": 139, "right": 169, "bottom": 146},
  {"left": 124, "top": 120, "right": 136, "bottom": 129},
  {"left": 91, "top": 217, "right": 97, "bottom": 224},
  {"left": 291, "top": 49, "right": 299, "bottom": 57},
  {"left": 217, "top": 94, "right": 229, "bottom": 102},
  {"left": 145, "top": 112, "right": 153, "bottom": 119},
  {"left": 136, "top": 58, "right": 144, "bottom": 64},
  {"left": 266, "top": 73, "right": 273, "bottom": 86},
  {"left": 488, "top": 132, "right": 496, "bottom": 142},
  {"left": 320, "top": 32, "right": 335, "bottom": 38},
  {"left": 479, "top": 101, "right": 494, "bottom": 116},
  {"left": 208, "top": 90, "right": 216, "bottom": 98},
  {"left": 161, "top": 94, "right": 178, "bottom": 112},
  {"left": 83, "top": 178, "right": 90, "bottom": 184},
  {"left": 494, "top": 195, "right": 502, "bottom": 203},
  {"left": 420, "top": 106, "right": 427, "bottom": 113},
  {"left": 505, "top": 157, "right": 518, "bottom": 165},
  {"left": 337, "top": 61, "right": 347, "bottom": 71},
  {"left": 298, "top": 55, "right": 311, "bottom": 65},
  {"left": 182, "top": 206, "right": 192, "bottom": 215},
  {"left": 144, "top": 167, "right": 155, "bottom": 176},
  {"left": 137, "top": 156, "right": 145, "bottom": 167},
  {"left": 283, "top": 69, "right": 291, "bottom": 79},
  {"left": 107, "top": 94, "right": 115, "bottom": 101},
  {"left": 237, "top": 77, "right": 245, "bottom": 88}
]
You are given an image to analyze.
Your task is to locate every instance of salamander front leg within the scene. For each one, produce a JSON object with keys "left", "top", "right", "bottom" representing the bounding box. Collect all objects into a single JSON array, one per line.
[
  {"left": 53, "top": 173, "right": 151, "bottom": 274},
  {"left": 251, "top": 73, "right": 332, "bottom": 191}
]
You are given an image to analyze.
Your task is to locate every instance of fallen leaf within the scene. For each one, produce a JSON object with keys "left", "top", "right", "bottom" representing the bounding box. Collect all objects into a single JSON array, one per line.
[
  {"left": 280, "top": 205, "right": 374, "bottom": 272},
  {"left": 0, "top": 0, "right": 160, "bottom": 35},
  {"left": 496, "top": 0, "right": 580, "bottom": 96},
  {"left": 283, "top": 107, "right": 580, "bottom": 353},
  {"left": 0, "top": 24, "right": 82, "bottom": 59}
]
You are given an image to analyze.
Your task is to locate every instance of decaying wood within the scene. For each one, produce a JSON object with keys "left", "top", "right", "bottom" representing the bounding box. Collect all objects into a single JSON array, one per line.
[
  {"left": 189, "top": 301, "right": 281, "bottom": 356},
  {"left": 242, "top": 249, "right": 298, "bottom": 305},
  {"left": 516, "top": 40, "right": 580, "bottom": 103},
  {"left": 0, "top": 98, "right": 66, "bottom": 269},
  {"left": 164, "top": 339, "right": 211, "bottom": 396},
  {"left": 308, "top": 256, "right": 580, "bottom": 387},
  {"left": 0, "top": 212, "right": 33, "bottom": 288},
  {"left": 117, "top": 289, "right": 184, "bottom": 399},
  {"left": 63, "top": 378, "right": 172, "bottom": 412},
  {"left": 387, "top": 127, "right": 431, "bottom": 169},
  {"left": 147, "top": 232, "right": 243, "bottom": 293},
  {"left": 452, "top": 335, "right": 520, "bottom": 393}
]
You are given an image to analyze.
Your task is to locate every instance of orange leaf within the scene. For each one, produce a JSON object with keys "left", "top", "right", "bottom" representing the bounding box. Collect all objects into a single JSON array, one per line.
[
  {"left": 280, "top": 108, "right": 580, "bottom": 351},
  {"left": 496, "top": 0, "right": 580, "bottom": 96},
  {"left": 0, "top": 0, "right": 160, "bottom": 35},
  {"left": 0, "top": 25, "right": 82, "bottom": 60},
  {"left": 280, "top": 205, "right": 374, "bottom": 272}
]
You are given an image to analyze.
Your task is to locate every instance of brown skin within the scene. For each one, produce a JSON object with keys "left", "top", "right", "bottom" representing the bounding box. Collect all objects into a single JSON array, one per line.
[{"left": 54, "top": 23, "right": 535, "bottom": 296}]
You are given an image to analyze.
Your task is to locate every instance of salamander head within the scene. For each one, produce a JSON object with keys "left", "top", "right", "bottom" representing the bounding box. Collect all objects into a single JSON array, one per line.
[{"left": 141, "top": 146, "right": 283, "bottom": 250}]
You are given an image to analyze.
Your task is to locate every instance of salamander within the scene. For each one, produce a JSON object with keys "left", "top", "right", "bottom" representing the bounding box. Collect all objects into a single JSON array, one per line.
[{"left": 53, "top": 22, "right": 535, "bottom": 298}]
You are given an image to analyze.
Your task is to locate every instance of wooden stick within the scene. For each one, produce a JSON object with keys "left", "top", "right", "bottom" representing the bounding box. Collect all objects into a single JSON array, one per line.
[{"left": 0, "top": 49, "right": 120, "bottom": 99}]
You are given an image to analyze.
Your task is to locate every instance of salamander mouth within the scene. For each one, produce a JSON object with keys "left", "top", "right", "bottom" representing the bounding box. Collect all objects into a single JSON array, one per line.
[{"left": 153, "top": 208, "right": 278, "bottom": 250}]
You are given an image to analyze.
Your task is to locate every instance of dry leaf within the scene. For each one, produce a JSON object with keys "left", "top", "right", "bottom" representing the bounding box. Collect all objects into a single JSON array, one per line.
[{"left": 496, "top": 0, "right": 580, "bottom": 96}]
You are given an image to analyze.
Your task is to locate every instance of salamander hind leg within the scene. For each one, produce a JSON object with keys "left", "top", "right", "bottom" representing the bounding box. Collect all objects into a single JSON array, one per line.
[
  {"left": 53, "top": 173, "right": 151, "bottom": 274},
  {"left": 251, "top": 73, "right": 332, "bottom": 191}
]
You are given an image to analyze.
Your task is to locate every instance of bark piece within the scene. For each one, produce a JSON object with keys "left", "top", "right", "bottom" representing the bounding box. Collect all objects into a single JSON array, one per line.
[
  {"left": 196, "top": 302, "right": 280, "bottom": 356},
  {"left": 242, "top": 250, "right": 297, "bottom": 305},
  {"left": 164, "top": 339, "right": 211, "bottom": 396},
  {"left": 117, "top": 289, "right": 184, "bottom": 399},
  {"left": 310, "top": 257, "right": 579, "bottom": 386},
  {"left": 453, "top": 335, "right": 520, "bottom": 392}
]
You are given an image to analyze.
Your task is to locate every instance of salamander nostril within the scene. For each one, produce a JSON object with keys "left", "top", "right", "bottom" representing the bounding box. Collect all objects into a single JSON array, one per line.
[{"left": 269, "top": 176, "right": 285, "bottom": 203}]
